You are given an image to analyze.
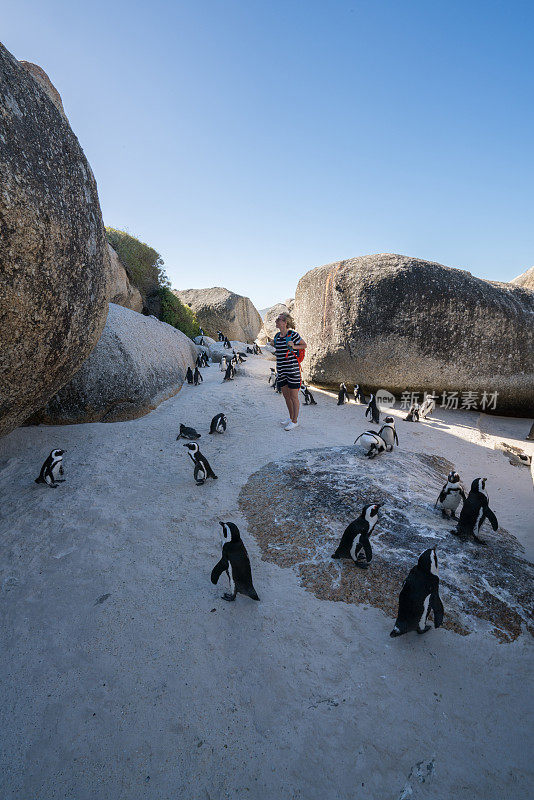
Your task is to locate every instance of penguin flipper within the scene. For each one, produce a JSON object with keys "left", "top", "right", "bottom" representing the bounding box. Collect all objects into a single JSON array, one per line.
[
  {"left": 431, "top": 591, "right": 444, "bottom": 628},
  {"left": 246, "top": 587, "right": 260, "bottom": 601},
  {"left": 362, "top": 539, "right": 372, "bottom": 563},
  {"left": 394, "top": 430, "right": 399, "bottom": 445},
  {"left": 485, "top": 508, "right": 499, "bottom": 531},
  {"left": 211, "top": 558, "right": 228, "bottom": 585}
]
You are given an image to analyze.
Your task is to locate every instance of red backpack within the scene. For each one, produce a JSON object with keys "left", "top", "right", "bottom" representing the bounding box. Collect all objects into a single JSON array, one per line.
[{"left": 285, "top": 332, "right": 305, "bottom": 364}]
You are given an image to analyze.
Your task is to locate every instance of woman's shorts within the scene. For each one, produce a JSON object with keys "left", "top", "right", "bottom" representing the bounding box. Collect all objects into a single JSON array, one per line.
[{"left": 277, "top": 375, "right": 301, "bottom": 390}]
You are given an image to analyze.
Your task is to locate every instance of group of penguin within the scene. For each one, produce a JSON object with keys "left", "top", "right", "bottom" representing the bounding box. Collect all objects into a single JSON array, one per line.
[{"left": 268, "top": 368, "right": 317, "bottom": 406}]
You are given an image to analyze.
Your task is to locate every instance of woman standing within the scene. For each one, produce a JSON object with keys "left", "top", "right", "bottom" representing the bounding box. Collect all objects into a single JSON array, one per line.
[{"left": 271, "top": 312, "right": 307, "bottom": 431}]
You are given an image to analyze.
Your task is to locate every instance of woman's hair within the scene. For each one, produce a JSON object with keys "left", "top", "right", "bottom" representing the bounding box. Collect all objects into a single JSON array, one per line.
[{"left": 277, "top": 311, "right": 295, "bottom": 329}]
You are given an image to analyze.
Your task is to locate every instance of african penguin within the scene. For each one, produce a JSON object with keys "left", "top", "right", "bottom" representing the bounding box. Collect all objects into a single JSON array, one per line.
[
  {"left": 211, "top": 521, "right": 260, "bottom": 601},
  {"left": 186, "top": 366, "right": 194, "bottom": 385},
  {"left": 405, "top": 402, "right": 420, "bottom": 422},
  {"left": 193, "top": 367, "right": 203, "bottom": 385},
  {"left": 365, "top": 393, "right": 380, "bottom": 425},
  {"left": 209, "top": 413, "right": 227, "bottom": 434},
  {"left": 337, "top": 383, "right": 349, "bottom": 405},
  {"left": 435, "top": 471, "right": 466, "bottom": 519},
  {"left": 451, "top": 477, "right": 498, "bottom": 544},
  {"left": 331, "top": 504, "right": 382, "bottom": 568},
  {"left": 378, "top": 417, "right": 398, "bottom": 451},
  {"left": 224, "top": 337, "right": 231, "bottom": 349},
  {"left": 354, "top": 431, "right": 388, "bottom": 459},
  {"left": 390, "top": 548, "right": 444, "bottom": 637},
  {"left": 420, "top": 395, "right": 436, "bottom": 419},
  {"left": 176, "top": 423, "right": 201, "bottom": 441},
  {"left": 301, "top": 386, "right": 317, "bottom": 405},
  {"left": 223, "top": 363, "right": 235, "bottom": 381},
  {"left": 268, "top": 368, "right": 276, "bottom": 385},
  {"left": 183, "top": 442, "right": 218, "bottom": 485},
  {"left": 220, "top": 356, "right": 228, "bottom": 372},
  {"left": 353, "top": 384, "right": 365, "bottom": 404},
  {"left": 35, "top": 449, "right": 66, "bottom": 488}
]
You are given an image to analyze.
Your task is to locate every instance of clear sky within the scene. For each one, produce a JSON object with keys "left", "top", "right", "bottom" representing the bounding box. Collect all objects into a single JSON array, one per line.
[{"left": 3, "top": 0, "right": 533, "bottom": 309}]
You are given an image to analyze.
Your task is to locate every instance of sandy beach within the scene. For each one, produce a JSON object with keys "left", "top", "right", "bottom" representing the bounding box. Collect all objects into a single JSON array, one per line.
[{"left": 1, "top": 353, "right": 532, "bottom": 800}]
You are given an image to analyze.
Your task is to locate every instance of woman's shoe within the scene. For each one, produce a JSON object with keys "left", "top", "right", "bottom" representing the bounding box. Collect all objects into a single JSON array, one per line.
[
  {"left": 284, "top": 421, "right": 299, "bottom": 431},
  {"left": 280, "top": 418, "right": 292, "bottom": 426}
]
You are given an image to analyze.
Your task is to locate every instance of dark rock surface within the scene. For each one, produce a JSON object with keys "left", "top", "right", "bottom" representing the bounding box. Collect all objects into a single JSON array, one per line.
[
  {"left": 293, "top": 254, "right": 534, "bottom": 415},
  {"left": 29, "top": 304, "right": 198, "bottom": 424},
  {"left": 0, "top": 44, "right": 109, "bottom": 438},
  {"left": 239, "top": 446, "right": 533, "bottom": 642},
  {"left": 173, "top": 287, "right": 262, "bottom": 342}
]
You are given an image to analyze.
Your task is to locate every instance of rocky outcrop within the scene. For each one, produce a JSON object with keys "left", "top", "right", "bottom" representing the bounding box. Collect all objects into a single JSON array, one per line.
[
  {"left": 173, "top": 287, "right": 262, "bottom": 342},
  {"left": 257, "top": 302, "right": 291, "bottom": 345},
  {"left": 105, "top": 244, "right": 143, "bottom": 312},
  {"left": 511, "top": 266, "right": 534, "bottom": 292},
  {"left": 0, "top": 45, "right": 109, "bottom": 439},
  {"left": 19, "top": 60, "right": 67, "bottom": 120},
  {"left": 294, "top": 253, "right": 534, "bottom": 415},
  {"left": 29, "top": 304, "right": 197, "bottom": 424}
]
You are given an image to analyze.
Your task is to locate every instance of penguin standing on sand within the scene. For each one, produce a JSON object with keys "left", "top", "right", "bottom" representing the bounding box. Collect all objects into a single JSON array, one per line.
[
  {"left": 209, "top": 413, "right": 227, "bottom": 434},
  {"left": 390, "top": 548, "right": 444, "bottom": 637},
  {"left": 337, "top": 383, "right": 349, "bottom": 405},
  {"left": 193, "top": 366, "right": 203, "bottom": 385},
  {"left": 176, "top": 424, "right": 201, "bottom": 441},
  {"left": 435, "top": 471, "right": 466, "bottom": 519},
  {"left": 405, "top": 402, "right": 420, "bottom": 422},
  {"left": 365, "top": 393, "right": 380, "bottom": 424},
  {"left": 331, "top": 504, "right": 382, "bottom": 568},
  {"left": 183, "top": 442, "right": 218, "bottom": 485},
  {"left": 301, "top": 386, "right": 317, "bottom": 405},
  {"left": 211, "top": 522, "right": 260, "bottom": 602},
  {"left": 186, "top": 366, "right": 194, "bottom": 385},
  {"left": 378, "top": 417, "right": 398, "bottom": 451},
  {"left": 354, "top": 431, "right": 388, "bottom": 459},
  {"left": 451, "top": 478, "right": 498, "bottom": 544},
  {"left": 353, "top": 384, "right": 365, "bottom": 404},
  {"left": 420, "top": 395, "right": 436, "bottom": 419},
  {"left": 35, "top": 449, "right": 65, "bottom": 488},
  {"left": 220, "top": 356, "right": 228, "bottom": 373},
  {"left": 268, "top": 368, "right": 276, "bottom": 385},
  {"left": 223, "top": 363, "right": 234, "bottom": 381}
]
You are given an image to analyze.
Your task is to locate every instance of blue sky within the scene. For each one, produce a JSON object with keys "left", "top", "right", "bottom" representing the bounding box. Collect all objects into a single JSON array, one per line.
[{"left": 3, "top": 0, "right": 533, "bottom": 308}]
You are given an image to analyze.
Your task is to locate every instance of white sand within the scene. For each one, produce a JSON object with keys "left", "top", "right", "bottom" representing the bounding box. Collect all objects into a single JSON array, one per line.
[{"left": 0, "top": 355, "right": 532, "bottom": 800}]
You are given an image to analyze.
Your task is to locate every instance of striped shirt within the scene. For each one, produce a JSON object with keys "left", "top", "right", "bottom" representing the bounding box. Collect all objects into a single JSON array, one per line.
[{"left": 273, "top": 330, "right": 302, "bottom": 379}]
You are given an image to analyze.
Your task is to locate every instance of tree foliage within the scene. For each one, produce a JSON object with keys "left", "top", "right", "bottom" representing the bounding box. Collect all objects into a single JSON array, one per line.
[
  {"left": 158, "top": 288, "right": 201, "bottom": 339},
  {"left": 105, "top": 227, "right": 169, "bottom": 298}
]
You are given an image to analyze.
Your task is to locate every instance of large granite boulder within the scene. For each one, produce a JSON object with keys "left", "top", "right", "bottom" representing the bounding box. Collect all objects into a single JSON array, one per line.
[
  {"left": 0, "top": 46, "right": 109, "bottom": 438},
  {"left": 29, "top": 304, "right": 198, "bottom": 424},
  {"left": 294, "top": 253, "right": 534, "bottom": 415},
  {"left": 105, "top": 244, "right": 143, "bottom": 312},
  {"left": 511, "top": 266, "right": 534, "bottom": 292},
  {"left": 257, "top": 302, "right": 292, "bottom": 345},
  {"left": 173, "top": 287, "right": 262, "bottom": 342}
]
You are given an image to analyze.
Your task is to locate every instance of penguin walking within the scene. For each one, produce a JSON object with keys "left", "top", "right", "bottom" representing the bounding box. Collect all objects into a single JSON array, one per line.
[
  {"left": 365, "top": 393, "right": 380, "bottom": 424},
  {"left": 337, "top": 383, "right": 349, "bottom": 405},
  {"left": 201, "top": 351, "right": 210, "bottom": 368},
  {"left": 405, "top": 402, "right": 420, "bottom": 422},
  {"left": 268, "top": 368, "right": 276, "bottom": 386},
  {"left": 451, "top": 478, "right": 498, "bottom": 544},
  {"left": 183, "top": 442, "right": 218, "bottom": 485},
  {"left": 176, "top": 423, "right": 201, "bottom": 441},
  {"left": 186, "top": 366, "right": 194, "bottom": 385},
  {"left": 193, "top": 366, "right": 203, "bottom": 385},
  {"left": 390, "top": 548, "right": 444, "bottom": 637},
  {"left": 35, "top": 449, "right": 66, "bottom": 488},
  {"left": 195, "top": 354, "right": 202, "bottom": 368},
  {"left": 301, "top": 385, "right": 317, "bottom": 405},
  {"left": 378, "top": 417, "right": 398, "bottom": 451},
  {"left": 224, "top": 337, "right": 231, "bottom": 349},
  {"left": 420, "top": 395, "right": 436, "bottom": 419},
  {"left": 331, "top": 504, "right": 382, "bottom": 568},
  {"left": 209, "top": 413, "right": 227, "bottom": 434},
  {"left": 220, "top": 356, "right": 228, "bottom": 373},
  {"left": 211, "top": 522, "right": 260, "bottom": 601},
  {"left": 223, "top": 363, "right": 235, "bottom": 381},
  {"left": 353, "top": 384, "right": 365, "bottom": 404},
  {"left": 354, "top": 431, "right": 387, "bottom": 459},
  {"left": 435, "top": 471, "right": 466, "bottom": 519}
]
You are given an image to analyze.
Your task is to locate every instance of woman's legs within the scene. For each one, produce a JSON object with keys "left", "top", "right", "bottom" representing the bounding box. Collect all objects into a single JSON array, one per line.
[
  {"left": 289, "top": 387, "right": 300, "bottom": 423},
  {"left": 280, "top": 385, "right": 293, "bottom": 419}
]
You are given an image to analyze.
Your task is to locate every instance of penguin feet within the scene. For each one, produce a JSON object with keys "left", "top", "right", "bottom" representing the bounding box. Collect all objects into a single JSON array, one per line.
[
  {"left": 417, "top": 624, "right": 432, "bottom": 635},
  {"left": 472, "top": 534, "right": 487, "bottom": 546},
  {"left": 48, "top": 483, "right": 58, "bottom": 489},
  {"left": 450, "top": 528, "right": 467, "bottom": 541},
  {"left": 389, "top": 626, "right": 403, "bottom": 638},
  {"left": 222, "top": 593, "right": 236, "bottom": 602}
]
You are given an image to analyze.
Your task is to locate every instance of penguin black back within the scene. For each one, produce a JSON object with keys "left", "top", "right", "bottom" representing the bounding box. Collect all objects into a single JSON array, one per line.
[
  {"left": 209, "top": 413, "right": 227, "bottom": 434},
  {"left": 331, "top": 503, "right": 382, "bottom": 567},
  {"left": 365, "top": 393, "right": 380, "bottom": 424},
  {"left": 186, "top": 366, "right": 194, "bottom": 384},
  {"left": 452, "top": 477, "right": 498, "bottom": 544},
  {"left": 390, "top": 548, "right": 444, "bottom": 637},
  {"left": 211, "top": 522, "right": 260, "bottom": 601},
  {"left": 35, "top": 449, "right": 65, "bottom": 488}
]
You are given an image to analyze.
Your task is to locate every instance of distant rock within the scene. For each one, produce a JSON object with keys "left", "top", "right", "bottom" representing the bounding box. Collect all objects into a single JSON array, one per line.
[
  {"left": 173, "top": 287, "right": 262, "bottom": 342},
  {"left": 257, "top": 302, "right": 292, "bottom": 345},
  {"left": 29, "top": 304, "right": 197, "bottom": 424},
  {"left": 294, "top": 253, "right": 534, "bottom": 415},
  {"left": 205, "top": 341, "right": 250, "bottom": 363},
  {"left": 105, "top": 244, "right": 143, "bottom": 312},
  {"left": 511, "top": 266, "right": 534, "bottom": 292},
  {"left": 0, "top": 44, "right": 109, "bottom": 439}
]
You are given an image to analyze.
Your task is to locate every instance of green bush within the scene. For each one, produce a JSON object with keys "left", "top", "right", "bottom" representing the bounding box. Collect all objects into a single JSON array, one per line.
[
  {"left": 158, "top": 287, "right": 201, "bottom": 338},
  {"left": 105, "top": 227, "right": 169, "bottom": 298}
]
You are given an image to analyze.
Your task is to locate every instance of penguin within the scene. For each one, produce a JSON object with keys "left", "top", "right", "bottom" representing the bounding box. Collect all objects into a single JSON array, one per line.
[
  {"left": 223, "top": 363, "right": 234, "bottom": 381},
  {"left": 354, "top": 431, "right": 387, "bottom": 459},
  {"left": 186, "top": 366, "right": 194, "bottom": 385},
  {"left": 273, "top": 373, "right": 281, "bottom": 393},
  {"left": 405, "top": 402, "right": 420, "bottom": 422},
  {"left": 268, "top": 368, "right": 276, "bottom": 385},
  {"left": 199, "top": 327, "right": 204, "bottom": 337},
  {"left": 390, "top": 548, "right": 444, "bottom": 637},
  {"left": 35, "top": 449, "right": 65, "bottom": 488},
  {"left": 193, "top": 366, "right": 203, "bottom": 385},
  {"left": 199, "top": 337, "right": 204, "bottom": 346},
  {"left": 211, "top": 522, "right": 260, "bottom": 601},
  {"left": 247, "top": 347, "right": 253, "bottom": 354},
  {"left": 420, "top": 395, "right": 436, "bottom": 419},
  {"left": 301, "top": 385, "right": 317, "bottom": 405},
  {"left": 195, "top": 354, "right": 202, "bottom": 368},
  {"left": 183, "top": 442, "right": 218, "bottom": 485},
  {"left": 365, "top": 393, "right": 380, "bottom": 424},
  {"left": 217, "top": 330, "right": 224, "bottom": 341},
  {"left": 378, "top": 417, "right": 398, "bottom": 451},
  {"left": 337, "top": 383, "right": 349, "bottom": 405},
  {"left": 220, "top": 356, "right": 228, "bottom": 372},
  {"left": 176, "top": 423, "right": 201, "bottom": 441},
  {"left": 451, "top": 477, "right": 498, "bottom": 544},
  {"left": 201, "top": 351, "right": 210, "bottom": 368},
  {"left": 224, "top": 337, "right": 231, "bottom": 349},
  {"left": 254, "top": 343, "right": 262, "bottom": 355},
  {"left": 331, "top": 503, "right": 382, "bottom": 568},
  {"left": 353, "top": 384, "right": 365, "bottom": 404},
  {"left": 209, "top": 413, "right": 227, "bottom": 434},
  {"left": 435, "top": 471, "right": 466, "bottom": 519}
]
